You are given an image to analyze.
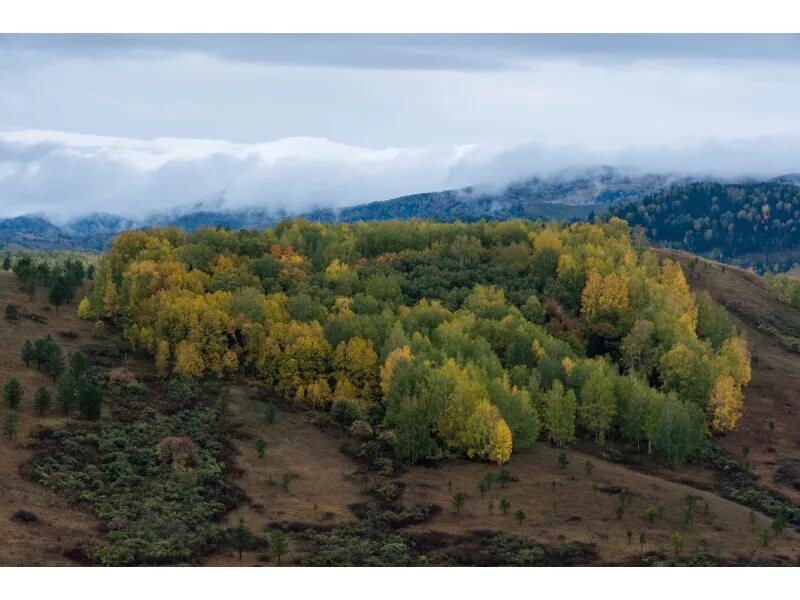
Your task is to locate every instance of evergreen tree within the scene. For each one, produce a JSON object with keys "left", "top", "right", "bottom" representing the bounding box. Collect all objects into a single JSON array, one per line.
[
  {"left": 270, "top": 530, "right": 288, "bottom": 564},
  {"left": 57, "top": 373, "right": 77, "bottom": 415},
  {"left": 76, "top": 376, "right": 102, "bottom": 420},
  {"left": 34, "top": 386, "right": 52, "bottom": 416},
  {"left": 3, "top": 413, "right": 19, "bottom": 440},
  {"left": 3, "top": 378, "right": 23, "bottom": 410},
  {"left": 21, "top": 339, "right": 35, "bottom": 368}
]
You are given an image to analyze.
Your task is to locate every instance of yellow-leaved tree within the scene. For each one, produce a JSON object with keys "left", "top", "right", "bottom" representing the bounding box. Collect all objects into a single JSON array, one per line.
[
  {"left": 174, "top": 340, "right": 204, "bottom": 378},
  {"left": 488, "top": 418, "right": 513, "bottom": 465},
  {"left": 77, "top": 297, "right": 93, "bottom": 320},
  {"left": 155, "top": 340, "right": 170, "bottom": 378},
  {"left": 709, "top": 375, "right": 744, "bottom": 433},
  {"left": 380, "top": 345, "right": 413, "bottom": 395},
  {"left": 581, "top": 271, "right": 629, "bottom": 316}
]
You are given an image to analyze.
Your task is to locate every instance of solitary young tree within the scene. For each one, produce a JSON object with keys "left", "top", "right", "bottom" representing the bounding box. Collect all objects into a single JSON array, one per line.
[
  {"left": 270, "top": 530, "right": 288, "bottom": 564},
  {"left": 255, "top": 437, "right": 267, "bottom": 458},
  {"left": 21, "top": 340, "right": 35, "bottom": 368},
  {"left": 4, "top": 378, "right": 23, "bottom": 410},
  {"left": 515, "top": 509, "right": 526, "bottom": 525},
  {"left": 558, "top": 451, "right": 569, "bottom": 469},
  {"left": 4, "top": 304, "right": 18, "bottom": 321},
  {"left": 499, "top": 497, "right": 510, "bottom": 515},
  {"left": 671, "top": 532, "right": 684, "bottom": 557},
  {"left": 34, "top": 386, "right": 51, "bottom": 416},
  {"left": 478, "top": 479, "right": 488, "bottom": 498},
  {"left": 639, "top": 533, "right": 646, "bottom": 554},
  {"left": 232, "top": 518, "right": 253, "bottom": 560},
  {"left": 682, "top": 507, "right": 694, "bottom": 530},
  {"left": 3, "top": 413, "right": 19, "bottom": 440},
  {"left": 263, "top": 402, "right": 277, "bottom": 425},
  {"left": 496, "top": 468, "right": 512, "bottom": 488},
  {"left": 452, "top": 492, "right": 467, "bottom": 516}
]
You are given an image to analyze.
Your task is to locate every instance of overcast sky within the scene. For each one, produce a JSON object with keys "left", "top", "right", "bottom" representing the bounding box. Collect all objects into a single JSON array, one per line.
[{"left": 2, "top": 34, "right": 800, "bottom": 219}]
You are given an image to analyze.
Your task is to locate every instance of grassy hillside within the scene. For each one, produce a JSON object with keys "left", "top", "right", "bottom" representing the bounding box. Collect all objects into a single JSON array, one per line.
[{"left": 3, "top": 228, "right": 800, "bottom": 566}]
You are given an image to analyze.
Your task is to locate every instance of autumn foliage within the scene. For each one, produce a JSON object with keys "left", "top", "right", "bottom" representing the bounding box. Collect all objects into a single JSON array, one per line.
[{"left": 85, "top": 218, "right": 751, "bottom": 465}]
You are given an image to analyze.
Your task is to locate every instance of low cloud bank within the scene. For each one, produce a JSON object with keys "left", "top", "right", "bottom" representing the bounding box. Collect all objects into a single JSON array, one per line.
[{"left": 1, "top": 129, "right": 800, "bottom": 220}]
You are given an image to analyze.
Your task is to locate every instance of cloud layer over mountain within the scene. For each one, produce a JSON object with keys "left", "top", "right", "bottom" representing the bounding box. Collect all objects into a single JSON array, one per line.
[
  {"left": 3, "top": 129, "right": 800, "bottom": 220},
  {"left": 2, "top": 35, "right": 800, "bottom": 218}
]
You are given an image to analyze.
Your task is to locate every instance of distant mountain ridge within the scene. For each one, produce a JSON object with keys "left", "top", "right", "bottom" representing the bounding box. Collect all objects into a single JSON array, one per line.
[{"left": 0, "top": 167, "right": 792, "bottom": 251}]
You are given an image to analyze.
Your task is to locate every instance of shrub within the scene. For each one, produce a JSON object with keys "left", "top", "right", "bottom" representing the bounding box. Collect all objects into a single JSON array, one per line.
[
  {"left": 31, "top": 408, "right": 236, "bottom": 565},
  {"left": 330, "top": 397, "right": 366, "bottom": 427}
]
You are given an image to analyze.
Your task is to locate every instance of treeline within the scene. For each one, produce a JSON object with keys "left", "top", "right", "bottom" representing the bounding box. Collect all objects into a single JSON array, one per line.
[
  {"left": 83, "top": 218, "right": 750, "bottom": 465},
  {"left": 608, "top": 182, "right": 800, "bottom": 271},
  {"left": 763, "top": 271, "right": 800, "bottom": 309},
  {"left": 3, "top": 252, "right": 94, "bottom": 309}
]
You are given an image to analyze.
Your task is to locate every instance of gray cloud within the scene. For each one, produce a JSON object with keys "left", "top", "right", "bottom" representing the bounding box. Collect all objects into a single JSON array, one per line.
[
  {"left": 2, "top": 34, "right": 799, "bottom": 70},
  {"left": 1, "top": 35, "right": 800, "bottom": 218},
  {"left": 2, "top": 130, "right": 800, "bottom": 220}
]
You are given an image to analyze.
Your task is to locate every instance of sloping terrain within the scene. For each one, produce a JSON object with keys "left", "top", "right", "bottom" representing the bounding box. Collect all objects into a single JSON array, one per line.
[
  {"left": 656, "top": 248, "right": 800, "bottom": 501},
  {"left": 0, "top": 270, "right": 100, "bottom": 565}
]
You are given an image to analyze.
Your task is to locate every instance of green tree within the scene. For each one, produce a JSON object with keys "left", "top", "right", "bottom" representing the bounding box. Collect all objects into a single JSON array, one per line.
[
  {"left": 2, "top": 255, "right": 11, "bottom": 271},
  {"left": 232, "top": 518, "right": 253, "bottom": 560},
  {"left": 499, "top": 497, "right": 510, "bottom": 515},
  {"left": 45, "top": 350, "right": 65, "bottom": 381},
  {"left": 57, "top": 373, "right": 77, "bottom": 415},
  {"left": 585, "top": 460, "right": 594, "bottom": 476},
  {"left": 255, "top": 437, "right": 267, "bottom": 458},
  {"left": 682, "top": 507, "right": 693, "bottom": 530},
  {"left": 515, "top": 508, "right": 526, "bottom": 525},
  {"left": 3, "top": 413, "right": 19, "bottom": 440},
  {"left": 263, "top": 402, "right": 277, "bottom": 424},
  {"left": 578, "top": 368, "right": 616, "bottom": 444},
  {"left": 34, "top": 386, "right": 51, "bottom": 416},
  {"left": 76, "top": 376, "right": 102, "bottom": 420},
  {"left": 23, "top": 277, "right": 36, "bottom": 301},
  {"left": 21, "top": 340, "right": 35, "bottom": 368},
  {"left": 4, "top": 378, "right": 23, "bottom": 410},
  {"left": 270, "top": 530, "right": 288, "bottom": 564},
  {"left": 496, "top": 468, "right": 512, "bottom": 488},
  {"left": 478, "top": 479, "right": 488, "bottom": 498},
  {"left": 543, "top": 380, "right": 577, "bottom": 447},
  {"left": 639, "top": 533, "right": 646, "bottom": 554},
  {"left": 671, "top": 532, "right": 684, "bottom": 557},
  {"left": 626, "top": 530, "right": 633, "bottom": 545},
  {"left": 48, "top": 277, "right": 70, "bottom": 311},
  {"left": 558, "top": 451, "right": 569, "bottom": 469},
  {"left": 452, "top": 492, "right": 467, "bottom": 516},
  {"left": 68, "top": 351, "right": 90, "bottom": 379},
  {"left": 4, "top": 304, "right": 18, "bottom": 321}
]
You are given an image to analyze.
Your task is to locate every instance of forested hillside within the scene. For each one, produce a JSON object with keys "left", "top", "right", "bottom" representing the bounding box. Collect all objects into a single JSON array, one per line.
[
  {"left": 609, "top": 182, "right": 800, "bottom": 272},
  {"left": 82, "top": 218, "right": 750, "bottom": 466}
]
